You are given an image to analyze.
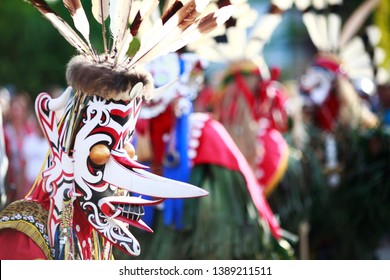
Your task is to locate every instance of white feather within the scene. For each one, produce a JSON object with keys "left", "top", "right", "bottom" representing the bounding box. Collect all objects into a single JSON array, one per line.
[
  {"left": 344, "top": 52, "right": 372, "bottom": 71},
  {"left": 227, "top": 26, "right": 247, "bottom": 60},
  {"left": 164, "top": 6, "right": 234, "bottom": 55},
  {"left": 217, "top": 43, "right": 236, "bottom": 63},
  {"left": 140, "top": 0, "right": 160, "bottom": 19},
  {"left": 302, "top": 12, "right": 321, "bottom": 49},
  {"left": 346, "top": 66, "right": 374, "bottom": 80},
  {"left": 313, "top": 0, "right": 326, "bottom": 10},
  {"left": 376, "top": 68, "right": 389, "bottom": 85},
  {"left": 315, "top": 14, "right": 329, "bottom": 51},
  {"left": 235, "top": 5, "right": 258, "bottom": 28},
  {"left": 339, "top": 0, "right": 380, "bottom": 48},
  {"left": 199, "top": 2, "right": 218, "bottom": 17},
  {"left": 366, "top": 25, "right": 381, "bottom": 46},
  {"left": 186, "top": 36, "right": 216, "bottom": 52},
  {"left": 328, "top": 13, "right": 341, "bottom": 51},
  {"left": 340, "top": 37, "right": 365, "bottom": 63},
  {"left": 271, "top": 0, "right": 294, "bottom": 11},
  {"left": 252, "top": 55, "right": 270, "bottom": 80},
  {"left": 45, "top": 13, "right": 93, "bottom": 57},
  {"left": 72, "top": 8, "right": 91, "bottom": 44},
  {"left": 246, "top": 14, "right": 282, "bottom": 58},
  {"left": 109, "top": 0, "right": 132, "bottom": 52},
  {"left": 128, "top": 0, "right": 212, "bottom": 68},
  {"left": 116, "top": 30, "right": 133, "bottom": 64},
  {"left": 92, "top": 0, "right": 110, "bottom": 23},
  {"left": 190, "top": 45, "right": 224, "bottom": 62},
  {"left": 294, "top": 0, "right": 311, "bottom": 11}
]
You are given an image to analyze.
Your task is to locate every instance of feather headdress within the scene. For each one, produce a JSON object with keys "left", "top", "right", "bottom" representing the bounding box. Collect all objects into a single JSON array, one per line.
[
  {"left": 185, "top": 1, "right": 293, "bottom": 199},
  {"left": 186, "top": 0, "right": 294, "bottom": 80},
  {"left": 295, "top": 0, "right": 385, "bottom": 188},
  {"left": 26, "top": 0, "right": 234, "bottom": 100},
  {"left": 296, "top": 0, "right": 388, "bottom": 86}
]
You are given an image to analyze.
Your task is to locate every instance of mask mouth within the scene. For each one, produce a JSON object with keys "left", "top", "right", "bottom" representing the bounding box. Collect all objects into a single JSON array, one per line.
[
  {"left": 99, "top": 195, "right": 164, "bottom": 232},
  {"left": 115, "top": 203, "right": 144, "bottom": 222}
]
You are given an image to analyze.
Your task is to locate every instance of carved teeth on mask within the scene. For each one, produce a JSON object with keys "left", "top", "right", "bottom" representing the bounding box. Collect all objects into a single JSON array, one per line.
[
  {"left": 98, "top": 196, "right": 161, "bottom": 233},
  {"left": 116, "top": 203, "right": 145, "bottom": 222}
]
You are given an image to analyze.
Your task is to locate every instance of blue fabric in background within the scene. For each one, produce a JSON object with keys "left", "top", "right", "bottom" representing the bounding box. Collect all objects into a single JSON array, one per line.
[{"left": 162, "top": 104, "right": 191, "bottom": 229}]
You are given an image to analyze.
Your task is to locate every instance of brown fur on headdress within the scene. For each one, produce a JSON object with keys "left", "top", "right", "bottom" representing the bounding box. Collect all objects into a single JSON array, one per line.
[{"left": 66, "top": 55, "right": 154, "bottom": 100}]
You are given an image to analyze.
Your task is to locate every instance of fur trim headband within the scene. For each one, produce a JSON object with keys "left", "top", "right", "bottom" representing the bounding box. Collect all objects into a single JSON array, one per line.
[{"left": 66, "top": 55, "right": 154, "bottom": 101}]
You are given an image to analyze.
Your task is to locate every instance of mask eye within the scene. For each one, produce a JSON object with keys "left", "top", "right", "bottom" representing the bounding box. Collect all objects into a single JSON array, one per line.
[
  {"left": 124, "top": 142, "right": 136, "bottom": 159},
  {"left": 90, "top": 144, "right": 111, "bottom": 165}
]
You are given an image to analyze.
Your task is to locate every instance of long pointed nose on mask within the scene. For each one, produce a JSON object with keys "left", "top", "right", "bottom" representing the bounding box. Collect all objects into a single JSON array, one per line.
[{"left": 102, "top": 151, "right": 208, "bottom": 198}]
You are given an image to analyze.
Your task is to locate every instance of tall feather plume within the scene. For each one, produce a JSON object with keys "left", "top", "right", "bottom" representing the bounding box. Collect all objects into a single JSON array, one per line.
[
  {"left": 327, "top": 0, "right": 342, "bottom": 52},
  {"left": 336, "top": 3, "right": 387, "bottom": 85},
  {"left": 92, "top": 0, "right": 110, "bottom": 22},
  {"left": 129, "top": 0, "right": 160, "bottom": 36},
  {"left": 127, "top": 1, "right": 155, "bottom": 39},
  {"left": 339, "top": 0, "right": 380, "bottom": 49},
  {"left": 127, "top": 0, "right": 213, "bottom": 68},
  {"left": 91, "top": 0, "right": 110, "bottom": 55},
  {"left": 340, "top": 35, "right": 375, "bottom": 81},
  {"left": 109, "top": 0, "right": 132, "bottom": 56},
  {"left": 163, "top": 0, "right": 177, "bottom": 13},
  {"left": 361, "top": 25, "right": 388, "bottom": 85},
  {"left": 294, "top": 0, "right": 310, "bottom": 11},
  {"left": 316, "top": 15, "right": 329, "bottom": 51},
  {"left": 302, "top": 11, "right": 322, "bottom": 50},
  {"left": 26, "top": 0, "right": 236, "bottom": 89},
  {"left": 312, "top": 0, "right": 329, "bottom": 51},
  {"left": 296, "top": 0, "right": 342, "bottom": 52},
  {"left": 246, "top": 0, "right": 292, "bottom": 59},
  {"left": 187, "top": 0, "right": 289, "bottom": 80},
  {"left": 26, "top": 0, "right": 94, "bottom": 59},
  {"left": 366, "top": 26, "right": 388, "bottom": 83},
  {"left": 63, "top": 0, "right": 92, "bottom": 50},
  {"left": 162, "top": 5, "right": 235, "bottom": 56}
]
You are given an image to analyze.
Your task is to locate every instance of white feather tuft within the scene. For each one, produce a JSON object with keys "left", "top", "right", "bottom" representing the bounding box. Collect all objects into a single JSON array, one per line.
[
  {"left": 109, "top": 0, "right": 132, "bottom": 54},
  {"left": 328, "top": 13, "right": 341, "bottom": 51},
  {"left": 302, "top": 12, "right": 321, "bottom": 49},
  {"left": 316, "top": 14, "right": 330, "bottom": 51},
  {"left": 294, "top": 0, "right": 311, "bottom": 11},
  {"left": 92, "top": 0, "right": 110, "bottom": 23},
  {"left": 45, "top": 13, "right": 93, "bottom": 58},
  {"left": 271, "top": 0, "right": 294, "bottom": 11},
  {"left": 313, "top": 0, "right": 326, "bottom": 10},
  {"left": 246, "top": 14, "right": 282, "bottom": 58},
  {"left": 340, "top": 37, "right": 365, "bottom": 61}
]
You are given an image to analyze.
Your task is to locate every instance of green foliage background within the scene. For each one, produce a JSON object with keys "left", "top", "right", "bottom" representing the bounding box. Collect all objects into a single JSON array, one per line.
[{"left": 0, "top": 1, "right": 73, "bottom": 97}]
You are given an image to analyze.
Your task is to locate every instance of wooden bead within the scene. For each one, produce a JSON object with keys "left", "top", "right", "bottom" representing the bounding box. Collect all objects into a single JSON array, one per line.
[
  {"left": 124, "top": 142, "right": 136, "bottom": 159},
  {"left": 89, "top": 144, "right": 110, "bottom": 165}
]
